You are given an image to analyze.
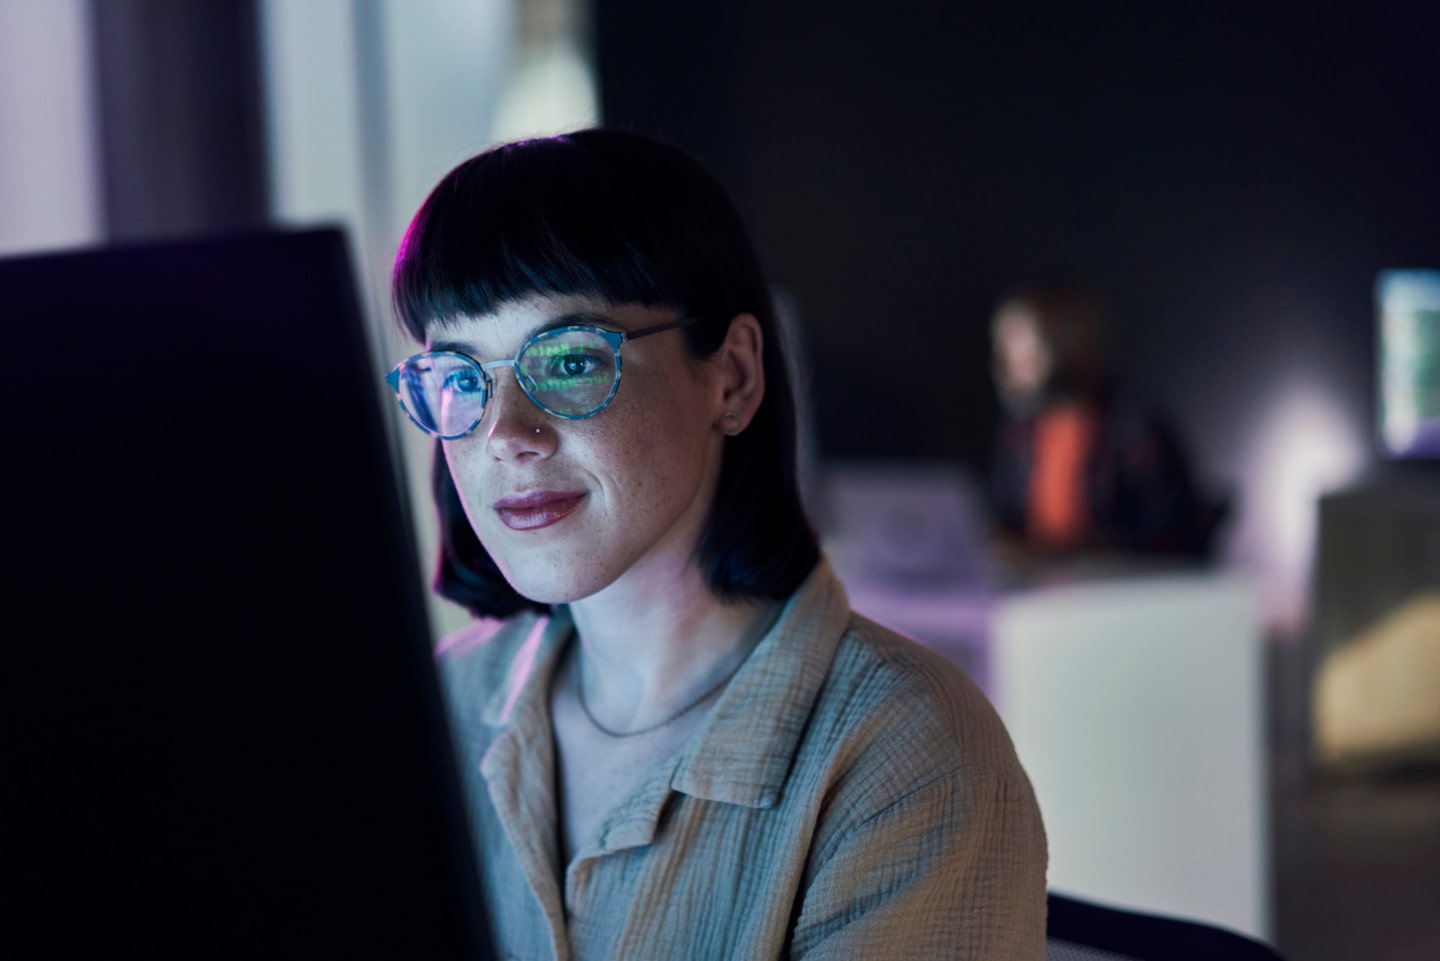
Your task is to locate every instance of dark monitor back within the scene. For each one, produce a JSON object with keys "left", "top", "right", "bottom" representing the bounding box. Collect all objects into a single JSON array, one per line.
[{"left": 1, "top": 228, "right": 492, "bottom": 959}]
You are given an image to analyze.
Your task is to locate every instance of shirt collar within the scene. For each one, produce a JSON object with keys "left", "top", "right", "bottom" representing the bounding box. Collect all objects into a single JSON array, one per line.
[
  {"left": 671, "top": 559, "right": 850, "bottom": 808},
  {"left": 477, "top": 559, "right": 850, "bottom": 810}
]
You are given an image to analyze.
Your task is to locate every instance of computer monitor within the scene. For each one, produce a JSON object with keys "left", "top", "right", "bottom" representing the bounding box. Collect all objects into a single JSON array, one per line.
[
  {"left": 2, "top": 228, "right": 494, "bottom": 959},
  {"left": 1377, "top": 268, "right": 1440, "bottom": 459}
]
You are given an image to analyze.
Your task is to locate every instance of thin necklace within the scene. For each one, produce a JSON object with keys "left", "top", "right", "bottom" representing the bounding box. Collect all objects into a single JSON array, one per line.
[{"left": 576, "top": 652, "right": 749, "bottom": 739}]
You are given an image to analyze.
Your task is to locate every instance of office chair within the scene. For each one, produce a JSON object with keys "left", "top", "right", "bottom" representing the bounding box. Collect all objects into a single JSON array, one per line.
[{"left": 1047, "top": 891, "right": 1286, "bottom": 960}]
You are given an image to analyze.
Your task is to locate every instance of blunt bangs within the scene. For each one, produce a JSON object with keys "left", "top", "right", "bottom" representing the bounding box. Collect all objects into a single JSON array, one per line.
[{"left": 394, "top": 132, "right": 757, "bottom": 343}]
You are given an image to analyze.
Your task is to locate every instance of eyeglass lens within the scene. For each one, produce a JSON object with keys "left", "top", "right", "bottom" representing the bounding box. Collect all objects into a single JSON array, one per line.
[{"left": 396, "top": 328, "right": 621, "bottom": 437}]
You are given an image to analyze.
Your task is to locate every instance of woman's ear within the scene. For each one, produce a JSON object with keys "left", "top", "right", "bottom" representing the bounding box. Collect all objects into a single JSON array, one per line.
[{"left": 714, "top": 313, "right": 765, "bottom": 436}]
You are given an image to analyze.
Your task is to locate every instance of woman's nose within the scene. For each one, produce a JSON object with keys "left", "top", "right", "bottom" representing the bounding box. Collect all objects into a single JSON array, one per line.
[{"left": 484, "top": 370, "right": 554, "bottom": 461}]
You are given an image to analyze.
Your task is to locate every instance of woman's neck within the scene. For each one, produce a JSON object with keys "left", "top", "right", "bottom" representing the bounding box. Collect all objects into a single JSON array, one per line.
[{"left": 565, "top": 563, "right": 780, "bottom": 736}]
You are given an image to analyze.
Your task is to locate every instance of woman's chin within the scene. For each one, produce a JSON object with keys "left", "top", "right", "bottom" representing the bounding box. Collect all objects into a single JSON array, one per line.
[{"left": 496, "top": 561, "right": 612, "bottom": 608}]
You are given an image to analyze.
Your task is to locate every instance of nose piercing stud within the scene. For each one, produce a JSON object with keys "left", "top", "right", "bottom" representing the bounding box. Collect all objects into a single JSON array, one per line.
[{"left": 534, "top": 427, "right": 542, "bottom": 435}]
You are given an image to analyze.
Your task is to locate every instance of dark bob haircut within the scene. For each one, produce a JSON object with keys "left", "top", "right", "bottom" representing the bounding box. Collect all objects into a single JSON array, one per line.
[{"left": 392, "top": 127, "right": 820, "bottom": 619}]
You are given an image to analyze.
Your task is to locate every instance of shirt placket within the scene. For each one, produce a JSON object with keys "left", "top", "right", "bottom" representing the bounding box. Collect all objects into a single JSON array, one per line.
[
  {"left": 482, "top": 699, "right": 569, "bottom": 960},
  {"left": 562, "top": 757, "right": 684, "bottom": 958}
]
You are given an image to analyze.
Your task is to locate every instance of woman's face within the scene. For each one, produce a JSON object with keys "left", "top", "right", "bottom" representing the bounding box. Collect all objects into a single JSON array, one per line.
[{"left": 433, "top": 294, "right": 730, "bottom": 606}]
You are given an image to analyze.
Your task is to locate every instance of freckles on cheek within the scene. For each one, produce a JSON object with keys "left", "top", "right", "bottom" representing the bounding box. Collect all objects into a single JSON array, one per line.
[
  {"left": 635, "top": 436, "right": 676, "bottom": 495},
  {"left": 441, "top": 451, "right": 486, "bottom": 530}
]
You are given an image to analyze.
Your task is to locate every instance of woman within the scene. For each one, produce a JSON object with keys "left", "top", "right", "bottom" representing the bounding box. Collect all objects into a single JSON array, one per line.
[{"left": 387, "top": 128, "right": 1047, "bottom": 959}]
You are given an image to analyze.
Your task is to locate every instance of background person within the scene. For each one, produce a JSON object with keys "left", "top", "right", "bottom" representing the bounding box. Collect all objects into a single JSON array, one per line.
[{"left": 989, "top": 281, "right": 1226, "bottom": 563}]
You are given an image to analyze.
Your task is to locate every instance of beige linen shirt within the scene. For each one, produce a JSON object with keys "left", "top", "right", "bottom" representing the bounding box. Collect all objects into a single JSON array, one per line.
[{"left": 436, "top": 559, "right": 1047, "bottom": 960}]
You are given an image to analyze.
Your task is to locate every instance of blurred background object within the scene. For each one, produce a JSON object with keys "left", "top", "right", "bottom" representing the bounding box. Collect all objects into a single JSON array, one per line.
[
  {"left": 1377, "top": 270, "right": 1440, "bottom": 460},
  {"left": 0, "top": 0, "right": 102, "bottom": 255},
  {"left": 1311, "top": 485, "right": 1440, "bottom": 775},
  {"left": 3, "top": 1, "right": 1437, "bottom": 958},
  {"left": 992, "top": 571, "right": 1268, "bottom": 941}
]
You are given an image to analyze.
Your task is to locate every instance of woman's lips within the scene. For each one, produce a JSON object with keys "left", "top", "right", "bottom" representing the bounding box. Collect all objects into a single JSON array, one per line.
[{"left": 493, "top": 491, "right": 587, "bottom": 531}]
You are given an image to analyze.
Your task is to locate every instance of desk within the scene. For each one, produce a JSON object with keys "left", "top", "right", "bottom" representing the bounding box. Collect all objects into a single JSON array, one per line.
[{"left": 993, "top": 571, "right": 1269, "bottom": 941}]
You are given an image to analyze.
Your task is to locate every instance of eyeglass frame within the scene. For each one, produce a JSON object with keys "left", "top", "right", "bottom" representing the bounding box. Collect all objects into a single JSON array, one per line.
[{"left": 385, "top": 316, "right": 696, "bottom": 440}]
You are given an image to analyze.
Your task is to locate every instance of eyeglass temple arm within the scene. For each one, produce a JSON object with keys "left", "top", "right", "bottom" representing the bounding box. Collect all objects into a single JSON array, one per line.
[{"left": 622, "top": 316, "right": 697, "bottom": 342}]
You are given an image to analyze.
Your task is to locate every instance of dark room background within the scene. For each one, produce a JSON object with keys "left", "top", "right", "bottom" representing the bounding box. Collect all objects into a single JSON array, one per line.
[
  {"left": 58, "top": 0, "right": 1439, "bottom": 634},
  {"left": 598, "top": 0, "right": 1438, "bottom": 483}
]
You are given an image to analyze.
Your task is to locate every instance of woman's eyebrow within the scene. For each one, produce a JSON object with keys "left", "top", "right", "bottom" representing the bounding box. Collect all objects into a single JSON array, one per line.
[
  {"left": 427, "top": 311, "right": 623, "bottom": 355},
  {"left": 426, "top": 336, "right": 481, "bottom": 355},
  {"left": 540, "top": 310, "right": 620, "bottom": 331}
]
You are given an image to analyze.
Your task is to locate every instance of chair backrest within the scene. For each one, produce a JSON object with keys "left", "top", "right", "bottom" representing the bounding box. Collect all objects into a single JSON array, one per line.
[{"left": 1047, "top": 892, "right": 1286, "bottom": 961}]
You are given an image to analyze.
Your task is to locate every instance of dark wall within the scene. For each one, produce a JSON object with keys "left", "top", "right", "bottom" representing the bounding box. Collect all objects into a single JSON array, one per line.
[{"left": 596, "top": 1, "right": 1440, "bottom": 483}]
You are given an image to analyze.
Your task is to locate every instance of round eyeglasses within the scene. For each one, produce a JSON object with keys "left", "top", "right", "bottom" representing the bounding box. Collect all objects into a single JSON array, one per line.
[{"left": 385, "top": 318, "right": 694, "bottom": 439}]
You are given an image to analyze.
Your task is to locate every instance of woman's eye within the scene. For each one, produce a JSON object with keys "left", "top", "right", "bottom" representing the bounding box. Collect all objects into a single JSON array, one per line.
[
  {"left": 443, "top": 368, "right": 483, "bottom": 394},
  {"left": 552, "top": 352, "right": 602, "bottom": 377}
]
